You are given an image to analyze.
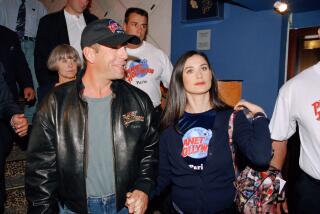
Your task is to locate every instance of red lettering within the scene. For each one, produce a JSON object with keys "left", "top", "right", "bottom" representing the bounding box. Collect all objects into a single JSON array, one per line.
[
  {"left": 312, "top": 100, "right": 320, "bottom": 121},
  {"left": 191, "top": 137, "right": 198, "bottom": 145},
  {"left": 126, "top": 64, "right": 154, "bottom": 82},
  {"left": 183, "top": 138, "right": 192, "bottom": 146},
  {"left": 183, "top": 137, "right": 205, "bottom": 146},
  {"left": 191, "top": 145, "right": 200, "bottom": 154},
  {"left": 201, "top": 144, "right": 208, "bottom": 152},
  {"left": 196, "top": 136, "right": 205, "bottom": 144},
  {"left": 181, "top": 146, "right": 189, "bottom": 157},
  {"left": 181, "top": 143, "right": 209, "bottom": 157}
]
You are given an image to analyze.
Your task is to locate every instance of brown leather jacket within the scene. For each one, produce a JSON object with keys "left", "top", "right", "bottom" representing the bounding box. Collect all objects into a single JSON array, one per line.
[{"left": 25, "top": 77, "right": 159, "bottom": 214}]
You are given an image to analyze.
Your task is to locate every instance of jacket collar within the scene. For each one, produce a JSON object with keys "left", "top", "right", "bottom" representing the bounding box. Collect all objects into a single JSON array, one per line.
[{"left": 75, "top": 69, "right": 124, "bottom": 99}]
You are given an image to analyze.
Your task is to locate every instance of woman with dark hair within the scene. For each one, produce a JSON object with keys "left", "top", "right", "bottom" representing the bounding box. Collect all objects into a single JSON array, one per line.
[{"left": 156, "top": 50, "right": 272, "bottom": 213}]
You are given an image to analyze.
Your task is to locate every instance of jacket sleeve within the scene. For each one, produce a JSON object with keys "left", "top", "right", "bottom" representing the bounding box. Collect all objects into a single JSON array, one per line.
[
  {"left": 11, "top": 30, "right": 34, "bottom": 90},
  {"left": 233, "top": 111, "right": 272, "bottom": 168},
  {"left": 25, "top": 94, "right": 59, "bottom": 214},
  {"left": 34, "top": 16, "right": 54, "bottom": 87},
  {"left": 133, "top": 101, "right": 159, "bottom": 196},
  {"left": 155, "top": 130, "right": 171, "bottom": 196},
  {"left": 0, "top": 64, "right": 22, "bottom": 121}
]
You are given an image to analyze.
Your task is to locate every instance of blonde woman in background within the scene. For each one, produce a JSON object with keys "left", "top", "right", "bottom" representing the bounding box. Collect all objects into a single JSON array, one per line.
[
  {"left": 38, "top": 44, "right": 81, "bottom": 102},
  {"left": 47, "top": 44, "right": 81, "bottom": 86}
]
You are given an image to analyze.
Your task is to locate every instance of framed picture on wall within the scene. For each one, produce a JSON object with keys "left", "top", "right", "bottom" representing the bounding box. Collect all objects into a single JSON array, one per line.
[{"left": 182, "top": 0, "right": 224, "bottom": 22}]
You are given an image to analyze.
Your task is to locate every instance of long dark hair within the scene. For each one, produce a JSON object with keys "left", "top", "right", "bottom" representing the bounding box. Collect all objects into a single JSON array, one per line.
[{"left": 161, "top": 50, "right": 230, "bottom": 129}]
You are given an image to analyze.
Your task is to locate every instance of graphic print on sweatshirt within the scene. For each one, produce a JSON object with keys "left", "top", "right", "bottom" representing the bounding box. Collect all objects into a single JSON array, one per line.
[
  {"left": 312, "top": 99, "right": 320, "bottom": 121},
  {"left": 178, "top": 109, "right": 215, "bottom": 171},
  {"left": 126, "top": 59, "right": 154, "bottom": 84}
]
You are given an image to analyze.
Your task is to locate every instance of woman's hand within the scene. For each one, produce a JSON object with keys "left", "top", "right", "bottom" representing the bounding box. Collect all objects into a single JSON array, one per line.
[
  {"left": 234, "top": 99, "right": 265, "bottom": 116},
  {"left": 125, "top": 190, "right": 148, "bottom": 214},
  {"left": 10, "top": 114, "right": 28, "bottom": 137},
  {"left": 276, "top": 199, "right": 288, "bottom": 214}
]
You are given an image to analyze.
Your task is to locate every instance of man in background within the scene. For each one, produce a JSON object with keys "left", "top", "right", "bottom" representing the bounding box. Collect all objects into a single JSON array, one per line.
[
  {"left": 0, "top": 63, "right": 28, "bottom": 213},
  {"left": 0, "top": 0, "right": 47, "bottom": 123},
  {"left": 123, "top": 7, "right": 173, "bottom": 111},
  {"left": 269, "top": 59, "right": 320, "bottom": 214},
  {"left": 0, "top": 25, "right": 35, "bottom": 213},
  {"left": 34, "top": 0, "right": 97, "bottom": 101},
  {"left": 0, "top": 25, "right": 35, "bottom": 107},
  {"left": 123, "top": 8, "right": 173, "bottom": 213}
]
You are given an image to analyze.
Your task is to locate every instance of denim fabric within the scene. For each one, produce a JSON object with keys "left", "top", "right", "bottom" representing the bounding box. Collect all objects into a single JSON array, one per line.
[
  {"left": 21, "top": 40, "right": 37, "bottom": 124},
  {"left": 59, "top": 203, "right": 76, "bottom": 214},
  {"left": 59, "top": 194, "right": 128, "bottom": 214}
]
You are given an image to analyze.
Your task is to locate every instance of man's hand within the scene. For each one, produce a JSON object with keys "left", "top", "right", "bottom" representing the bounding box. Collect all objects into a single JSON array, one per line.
[
  {"left": 11, "top": 114, "right": 28, "bottom": 137},
  {"left": 24, "top": 87, "right": 35, "bottom": 102},
  {"left": 125, "top": 190, "right": 148, "bottom": 214}
]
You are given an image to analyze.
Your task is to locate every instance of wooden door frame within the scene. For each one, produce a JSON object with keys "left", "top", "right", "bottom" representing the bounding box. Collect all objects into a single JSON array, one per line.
[{"left": 287, "top": 27, "right": 319, "bottom": 80}]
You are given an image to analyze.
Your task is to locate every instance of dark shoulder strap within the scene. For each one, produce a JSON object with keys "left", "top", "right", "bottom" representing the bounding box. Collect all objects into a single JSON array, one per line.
[{"left": 228, "top": 111, "right": 239, "bottom": 177}]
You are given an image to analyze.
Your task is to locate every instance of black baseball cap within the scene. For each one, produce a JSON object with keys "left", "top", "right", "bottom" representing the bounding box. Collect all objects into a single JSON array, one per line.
[{"left": 81, "top": 18, "right": 140, "bottom": 49}]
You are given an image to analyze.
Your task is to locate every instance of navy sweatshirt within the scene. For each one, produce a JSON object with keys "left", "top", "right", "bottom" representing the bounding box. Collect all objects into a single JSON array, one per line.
[{"left": 156, "top": 109, "right": 272, "bottom": 214}]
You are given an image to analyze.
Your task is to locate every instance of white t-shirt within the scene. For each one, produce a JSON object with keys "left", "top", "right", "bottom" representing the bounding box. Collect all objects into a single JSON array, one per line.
[
  {"left": 269, "top": 62, "right": 320, "bottom": 179},
  {"left": 64, "top": 10, "right": 86, "bottom": 62},
  {"left": 125, "top": 41, "right": 173, "bottom": 107},
  {"left": 0, "top": 0, "right": 47, "bottom": 38}
]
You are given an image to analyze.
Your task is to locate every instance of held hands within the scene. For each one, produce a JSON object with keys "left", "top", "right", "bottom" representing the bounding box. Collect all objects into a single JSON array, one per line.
[
  {"left": 10, "top": 114, "right": 28, "bottom": 137},
  {"left": 24, "top": 87, "right": 36, "bottom": 102},
  {"left": 125, "top": 190, "right": 148, "bottom": 214},
  {"left": 234, "top": 99, "right": 266, "bottom": 116}
]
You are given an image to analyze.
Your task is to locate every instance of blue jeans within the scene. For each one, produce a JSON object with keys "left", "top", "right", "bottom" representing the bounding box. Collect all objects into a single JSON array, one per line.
[
  {"left": 59, "top": 194, "right": 128, "bottom": 214},
  {"left": 21, "top": 40, "right": 37, "bottom": 124}
]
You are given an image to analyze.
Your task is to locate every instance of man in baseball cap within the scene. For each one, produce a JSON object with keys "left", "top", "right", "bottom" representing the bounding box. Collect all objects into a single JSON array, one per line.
[
  {"left": 26, "top": 18, "right": 158, "bottom": 214},
  {"left": 81, "top": 18, "right": 140, "bottom": 49}
]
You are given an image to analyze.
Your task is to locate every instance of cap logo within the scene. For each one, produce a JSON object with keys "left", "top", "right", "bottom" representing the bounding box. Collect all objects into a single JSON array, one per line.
[{"left": 107, "top": 20, "right": 124, "bottom": 34}]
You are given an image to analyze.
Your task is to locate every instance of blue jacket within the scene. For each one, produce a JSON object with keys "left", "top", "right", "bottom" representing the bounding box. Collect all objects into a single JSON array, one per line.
[{"left": 157, "top": 109, "right": 272, "bottom": 214}]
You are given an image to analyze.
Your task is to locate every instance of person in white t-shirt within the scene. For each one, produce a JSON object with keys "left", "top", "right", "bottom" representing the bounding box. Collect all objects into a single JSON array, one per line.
[
  {"left": 123, "top": 7, "right": 173, "bottom": 110},
  {"left": 269, "top": 61, "right": 320, "bottom": 214}
]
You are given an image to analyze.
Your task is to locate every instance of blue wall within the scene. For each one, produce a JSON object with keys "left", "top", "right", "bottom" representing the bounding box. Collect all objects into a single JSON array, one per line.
[
  {"left": 171, "top": 2, "right": 287, "bottom": 116},
  {"left": 292, "top": 9, "right": 320, "bottom": 29}
]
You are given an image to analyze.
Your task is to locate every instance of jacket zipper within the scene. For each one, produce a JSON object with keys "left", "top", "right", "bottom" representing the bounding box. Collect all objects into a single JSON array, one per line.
[
  {"left": 111, "top": 95, "right": 118, "bottom": 208},
  {"left": 82, "top": 100, "right": 89, "bottom": 206},
  {"left": 83, "top": 102, "right": 88, "bottom": 177}
]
